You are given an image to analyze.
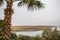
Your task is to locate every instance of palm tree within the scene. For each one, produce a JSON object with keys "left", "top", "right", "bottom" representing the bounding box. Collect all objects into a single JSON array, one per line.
[{"left": 0, "top": 0, "right": 44, "bottom": 40}]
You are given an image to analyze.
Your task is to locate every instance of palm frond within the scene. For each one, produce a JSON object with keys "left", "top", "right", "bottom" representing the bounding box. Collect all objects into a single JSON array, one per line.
[
  {"left": 28, "top": 0, "right": 44, "bottom": 10},
  {"left": 18, "top": 1, "right": 23, "bottom": 6},
  {"left": 17, "top": 0, "right": 28, "bottom": 6},
  {"left": 18, "top": 0, "right": 26, "bottom": 7},
  {"left": 35, "top": 1, "right": 44, "bottom": 8},
  {"left": 0, "top": 0, "right": 3, "bottom": 6},
  {"left": 18, "top": 0, "right": 44, "bottom": 10}
]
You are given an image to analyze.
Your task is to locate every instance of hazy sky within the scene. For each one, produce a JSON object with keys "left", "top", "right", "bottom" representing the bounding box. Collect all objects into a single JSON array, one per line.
[{"left": 0, "top": 0, "right": 60, "bottom": 26}]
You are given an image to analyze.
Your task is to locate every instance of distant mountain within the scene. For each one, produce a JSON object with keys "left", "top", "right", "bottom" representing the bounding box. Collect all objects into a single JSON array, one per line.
[{"left": 11, "top": 26, "right": 56, "bottom": 31}]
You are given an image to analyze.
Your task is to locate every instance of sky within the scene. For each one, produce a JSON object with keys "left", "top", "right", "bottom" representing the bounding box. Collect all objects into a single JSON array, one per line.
[{"left": 0, "top": 0, "right": 60, "bottom": 26}]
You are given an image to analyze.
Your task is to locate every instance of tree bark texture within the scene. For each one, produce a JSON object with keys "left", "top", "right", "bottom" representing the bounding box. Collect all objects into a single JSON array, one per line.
[{"left": 3, "top": 0, "right": 13, "bottom": 40}]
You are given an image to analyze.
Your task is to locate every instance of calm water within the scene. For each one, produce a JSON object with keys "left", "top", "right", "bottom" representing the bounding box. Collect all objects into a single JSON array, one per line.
[
  {"left": 12, "top": 27, "right": 60, "bottom": 36},
  {"left": 13, "top": 30, "right": 43, "bottom": 36}
]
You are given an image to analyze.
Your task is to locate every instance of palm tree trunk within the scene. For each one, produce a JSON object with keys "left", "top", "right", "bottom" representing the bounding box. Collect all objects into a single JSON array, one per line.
[{"left": 3, "top": 0, "right": 13, "bottom": 40}]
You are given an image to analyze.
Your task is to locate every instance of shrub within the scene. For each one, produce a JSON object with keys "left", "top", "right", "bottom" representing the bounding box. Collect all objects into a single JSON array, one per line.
[
  {"left": 11, "top": 33, "right": 18, "bottom": 40},
  {"left": 41, "top": 28, "right": 60, "bottom": 40},
  {"left": 18, "top": 35, "right": 33, "bottom": 40},
  {"left": 0, "top": 20, "right": 4, "bottom": 31},
  {"left": 33, "top": 35, "right": 41, "bottom": 40}
]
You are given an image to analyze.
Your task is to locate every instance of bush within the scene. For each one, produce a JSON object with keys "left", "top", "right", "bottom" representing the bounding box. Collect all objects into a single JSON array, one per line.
[
  {"left": 18, "top": 35, "right": 33, "bottom": 40},
  {"left": 0, "top": 20, "right": 4, "bottom": 31},
  {"left": 11, "top": 33, "right": 18, "bottom": 40},
  {"left": 33, "top": 35, "right": 41, "bottom": 40},
  {"left": 41, "top": 28, "right": 60, "bottom": 40}
]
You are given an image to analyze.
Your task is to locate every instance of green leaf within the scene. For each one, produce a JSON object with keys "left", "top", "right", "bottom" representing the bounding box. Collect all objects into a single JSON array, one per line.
[
  {"left": 0, "top": 0, "right": 3, "bottom": 6},
  {"left": 0, "top": 20, "right": 3, "bottom": 30},
  {"left": 18, "top": 0, "right": 44, "bottom": 10}
]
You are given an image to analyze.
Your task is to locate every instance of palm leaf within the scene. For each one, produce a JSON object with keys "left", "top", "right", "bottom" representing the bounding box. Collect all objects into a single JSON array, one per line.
[
  {"left": 18, "top": 0, "right": 44, "bottom": 10},
  {"left": 18, "top": 1, "right": 24, "bottom": 7},
  {"left": 0, "top": 0, "right": 3, "bottom": 6}
]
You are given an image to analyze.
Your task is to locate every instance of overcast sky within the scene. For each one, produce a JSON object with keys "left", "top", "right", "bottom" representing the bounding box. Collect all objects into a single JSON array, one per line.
[{"left": 0, "top": 0, "right": 60, "bottom": 26}]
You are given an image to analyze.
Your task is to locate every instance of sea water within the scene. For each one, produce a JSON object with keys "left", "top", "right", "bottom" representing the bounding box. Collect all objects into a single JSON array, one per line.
[{"left": 12, "top": 30, "right": 43, "bottom": 36}]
